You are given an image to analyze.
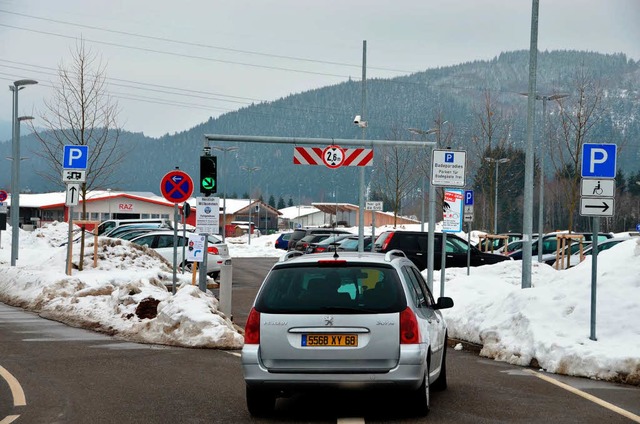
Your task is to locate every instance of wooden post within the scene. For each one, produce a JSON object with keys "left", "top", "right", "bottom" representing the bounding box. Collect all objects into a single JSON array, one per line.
[{"left": 191, "top": 262, "right": 198, "bottom": 285}]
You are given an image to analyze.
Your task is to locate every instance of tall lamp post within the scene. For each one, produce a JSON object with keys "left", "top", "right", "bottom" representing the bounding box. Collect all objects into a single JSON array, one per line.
[
  {"left": 484, "top": 157, "right": 510, "bottom": 234},
  {"left": 521, "top": 92, "right": 568, "bottom": 261},
  {"left": 408, "top": 127, "right": 440, "bottom": 232},
  {"left": 213, "top": 146, "right": 239, "bottom": 241},
  {"left": 10, "top": 79, "right": 38, "bottom": 266},
  {"left": 241, "top": 166, "right": 260, "bottom": 245}
]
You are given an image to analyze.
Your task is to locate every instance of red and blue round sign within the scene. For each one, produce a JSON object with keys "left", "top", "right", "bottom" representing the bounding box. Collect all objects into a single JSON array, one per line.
[
  {"left": 160, "top": 170, "right": 194, "bottom": 203},
  {"left": 0, "top": 190, "right": 7, "bottom": 202}
]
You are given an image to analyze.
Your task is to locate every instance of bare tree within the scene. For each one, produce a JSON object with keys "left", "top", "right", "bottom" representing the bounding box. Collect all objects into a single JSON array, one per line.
[
  {"left": 31, "top": 39, "right": 124, "bottom": 270},
  {"left": 470, "top": 90, "right": 515, "bottom": 231},
  {"left": 374, "top": 127, "right": 420, "bottom": 226},
  {"left": 548, "top": 69, "right": 605, "bottom": 231}
]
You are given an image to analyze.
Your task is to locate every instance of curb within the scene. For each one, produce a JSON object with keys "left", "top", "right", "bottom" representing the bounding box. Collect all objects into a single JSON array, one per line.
[{"left": 448, "top": 337, "right": 483, "bottom": 353}]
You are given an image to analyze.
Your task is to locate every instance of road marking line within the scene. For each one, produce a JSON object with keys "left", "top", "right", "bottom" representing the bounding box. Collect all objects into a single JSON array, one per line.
[
  {"left": 0, "top": 415, "right": 21, "bottom": 424},
  {"left": 226, "top": 351, "right": 241, "bottom": 358},
  {"left": 337, "top": 419, "right": 365, "bottom": 424},
  {"left": 528, "top": 370, "right": 640, "bottom": 423},
  {"left": 0, "top": 366, "right": 26, "bottom": 406}
]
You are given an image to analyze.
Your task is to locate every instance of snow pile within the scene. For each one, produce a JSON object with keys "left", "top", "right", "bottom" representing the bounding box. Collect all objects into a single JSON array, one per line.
[
  {"left": 435, "top": 238, "right": 640, "bottom": 384},
  {"left": 0, "top": 222, "right": 243, "bottom": 349}
]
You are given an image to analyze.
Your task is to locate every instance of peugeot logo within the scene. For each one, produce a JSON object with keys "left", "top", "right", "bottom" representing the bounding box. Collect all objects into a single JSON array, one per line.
[{"left": 324, "top": 316, "right": 334, "bottom": 326}]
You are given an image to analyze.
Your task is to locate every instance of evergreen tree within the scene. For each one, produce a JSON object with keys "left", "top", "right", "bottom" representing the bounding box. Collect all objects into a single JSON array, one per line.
[
  {"left": 288, "top": 198, "right": 294, "bottom": 207},
  {"left": 268, "top": 195, "right": 276, "bottom": 208},
  {"left": 277, "top": 197, "right": 286, "bottom": 209}
]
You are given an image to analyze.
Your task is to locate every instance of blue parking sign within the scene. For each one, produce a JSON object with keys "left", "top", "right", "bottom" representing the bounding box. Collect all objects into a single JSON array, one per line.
[
  {"left": 63, "top": 145, "right": 89, "bottom": 170},
  {"left": 581, "top": 144, "right": 616, "bottom": 178},
  {"left": 464, "top": 190, "right": 474, "bottom": 206}
]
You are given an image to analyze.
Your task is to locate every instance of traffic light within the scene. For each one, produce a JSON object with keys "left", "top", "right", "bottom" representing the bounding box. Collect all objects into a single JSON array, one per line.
[{"left": 200, "top": 155, "right": 217, "bottom": 195}]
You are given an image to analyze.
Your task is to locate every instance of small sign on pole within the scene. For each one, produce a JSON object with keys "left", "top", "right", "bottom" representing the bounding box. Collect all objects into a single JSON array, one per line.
[{"left": 196, "top": 197, "right": 220, "bottom": 235}]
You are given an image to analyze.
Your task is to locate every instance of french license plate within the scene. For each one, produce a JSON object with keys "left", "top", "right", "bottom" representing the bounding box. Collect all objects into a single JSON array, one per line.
[{"left": 301, "top": 334, "right": 358, "bottom": 347}]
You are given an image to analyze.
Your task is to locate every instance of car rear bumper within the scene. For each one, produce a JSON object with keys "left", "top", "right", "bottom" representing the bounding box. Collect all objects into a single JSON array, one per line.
[{"left": 242, "top": 344, "right": 427, "bottom": 391}]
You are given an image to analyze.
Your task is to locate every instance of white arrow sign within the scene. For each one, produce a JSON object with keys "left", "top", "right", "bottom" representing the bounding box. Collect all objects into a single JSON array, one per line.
[
  {"left": 66, "top": 183, "right": 80, "bottom": 206},
  {"left": 580, "top": 198, "right": 614, "bottom": 217}
]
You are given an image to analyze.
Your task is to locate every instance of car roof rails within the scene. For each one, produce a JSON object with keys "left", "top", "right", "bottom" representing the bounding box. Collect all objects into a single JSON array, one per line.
[
  {"left": 280, "top": 251, "right": 304, "bottom": 262},
  {"left": 384, "top": 249, "right": 407, "bottom": 262}
]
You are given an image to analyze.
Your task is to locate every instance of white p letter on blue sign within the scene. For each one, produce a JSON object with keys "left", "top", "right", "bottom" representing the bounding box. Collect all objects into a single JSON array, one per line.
[{"left": 63, "top": 145, "right": 89, "bottom": 170}]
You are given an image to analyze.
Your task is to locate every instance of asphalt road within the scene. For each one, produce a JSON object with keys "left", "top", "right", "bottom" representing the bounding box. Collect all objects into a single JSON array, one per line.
[{"left": 1, "top": 257, "right": 639, "bottom": 423}]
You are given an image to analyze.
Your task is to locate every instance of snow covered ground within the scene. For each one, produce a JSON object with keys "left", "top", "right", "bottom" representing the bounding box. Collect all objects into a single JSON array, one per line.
[{"left": 0, "top": 222, "right": 638, "bottom": 385}]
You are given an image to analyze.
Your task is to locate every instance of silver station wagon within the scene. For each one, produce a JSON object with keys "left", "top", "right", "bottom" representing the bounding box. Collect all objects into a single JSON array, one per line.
[{"left": 241, "top": 250, "right": 454, "bottom": 416}]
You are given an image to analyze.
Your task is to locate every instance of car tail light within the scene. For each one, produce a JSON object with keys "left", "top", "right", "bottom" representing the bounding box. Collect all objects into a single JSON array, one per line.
[
  {"left": 400, "top": 307, "right": 420, "bottom": 344},
  {"left": 381, "top": 232, "right": 394, "bottom": 251},
  {"left": 315, "top": 246, "right": 326, "bottom": 253},
  {"left": 244, "top": 308, "right": 260, "bottom": 344},
  {"left": 208, "top": 246, "right": 219, "bottom": 255}
]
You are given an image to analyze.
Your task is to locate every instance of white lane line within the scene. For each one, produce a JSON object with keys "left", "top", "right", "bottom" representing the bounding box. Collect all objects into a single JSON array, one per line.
[
  {"left": 226, "top": 351, "right": 241, "bottom": 358},
  {"left": 337, "top": 418, "right": 365, "bottom": 424},
  {"left": 528, "top": 370, "right": 640, "bottom": 423},
  {"left": 0, "top": 365, "right": 26, "bottom": 406},
  {"left": 0, "top": 415, "right": 21, "bottom": 424}
]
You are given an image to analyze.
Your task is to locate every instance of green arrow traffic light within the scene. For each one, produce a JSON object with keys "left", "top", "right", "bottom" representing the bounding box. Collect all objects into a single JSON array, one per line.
[
  {"left": 200, "top": 155, "right": 217, "bottom": 195},
  {"left": 202, "top": 177, "right": 215, "bottom": 190}
]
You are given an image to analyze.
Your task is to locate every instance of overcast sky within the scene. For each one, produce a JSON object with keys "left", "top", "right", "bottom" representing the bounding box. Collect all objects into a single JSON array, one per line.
[{"left": 1, "top": 0, "right": 639, "bottom": 138}]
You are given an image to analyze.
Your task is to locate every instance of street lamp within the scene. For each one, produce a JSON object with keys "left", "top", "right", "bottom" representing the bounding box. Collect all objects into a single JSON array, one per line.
[
  {"left": 521, "top": 92, "right": 568, "bottom": 261},
  {"left": 407, "top": 127, "right": 440, "bottom": 232},
  {"left": 484, "top": 157, "right": 510, "bottom": 234},
  {"left": 212, "top": 146, "right": 239, "bottom": 241},
  {"left": 10, "top": 79, "right": 38, "bottom": 266},
  {"left": 241, "top": 166, "right": 260, "bottom": 245}
]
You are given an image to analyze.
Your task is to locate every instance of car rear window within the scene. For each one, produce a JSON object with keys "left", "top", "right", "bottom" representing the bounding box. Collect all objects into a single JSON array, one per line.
[{"left": 255, "top": 263, "right": 406, "bottom": 314}]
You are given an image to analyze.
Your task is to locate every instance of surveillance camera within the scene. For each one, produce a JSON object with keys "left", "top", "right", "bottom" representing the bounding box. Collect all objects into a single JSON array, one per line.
[{"left": 353, "top": 115, "right": 361, "bottom": 124}]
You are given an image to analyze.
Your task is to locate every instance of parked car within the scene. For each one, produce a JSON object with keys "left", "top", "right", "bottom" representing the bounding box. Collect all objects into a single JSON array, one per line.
[
  {"left": 294, "top": 234, "right": 332, "bottom": 252},
  {"left": 287, "top": 227, "right": 352, "bottom": 251},
  {"left": 97, "top": 218, "right": 170, "bottom": 236},
  {"left": 274, "top": 233, "right": 292, "bottom": 250},
  {"left": 129, "top": 231, "right": 230, "bottom": 278},
  {"left": 104, "top": 222, "right": 169, "bottom": 238},
  {"left": 477, "top": 232, "right": 526, "bottom": 253},
  {"left": 374, "top": 230, "right": 512, "bottom": 271},
  {"left": 242, "top": 250, "right": 454, "bottom": 416},
  {"left": 337, "top": 235, "right": 374, "bottom": 252},
  {"left": 304, "top": 233, "right": 354, "bottom": 253}
]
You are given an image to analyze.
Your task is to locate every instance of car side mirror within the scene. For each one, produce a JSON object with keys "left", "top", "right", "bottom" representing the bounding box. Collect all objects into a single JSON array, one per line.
[{"left": 434, "top": 297, "right": 454, "bottom": 310}]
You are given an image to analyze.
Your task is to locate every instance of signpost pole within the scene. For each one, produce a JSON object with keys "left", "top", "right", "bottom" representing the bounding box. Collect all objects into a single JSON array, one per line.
[
  {"left": 172, "top": 203, "right": 179, "bottom": 294},
  {"left": 66, "top": 205, "right": 74, "bottom": 275},
  {"left": 467, "top": 222, "right": 471, "bottom": 276},
  {"left": 440, "top": 233, "right": 447, "bottom": 297},
  {"left": 181, "top": 209, "right": 186, "bottom": 274},
  {"left": 590, "top": 217, "right": 599, "bottom": 341},
  {"left": 198, "top": 236, "right": 208, "bottom": 292}
]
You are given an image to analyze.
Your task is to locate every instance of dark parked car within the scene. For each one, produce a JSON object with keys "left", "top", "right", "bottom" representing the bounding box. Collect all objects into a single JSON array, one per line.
[
  {"left": 337, "top": 235, "right": 373, "bottom": 252},
  {"left": 274, "top": 233, "right": 292, "bottom": 250},
  {"left": 374, "top": 230, "right": 512, "bottom": 271},
  {"left": 294, "top": 234, "right": 332, "bottom": 252},
  {"left": 305, "top": 233, "right": 354, "bottom": 253},
  {"left": 287, "top": 227, "right": 352, "bottom": 251}
]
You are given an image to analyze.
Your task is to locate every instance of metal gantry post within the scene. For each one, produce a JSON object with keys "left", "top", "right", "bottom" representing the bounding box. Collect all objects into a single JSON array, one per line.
[{"left": 522, "top": 0, "right": 540, "bottom": 289}]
